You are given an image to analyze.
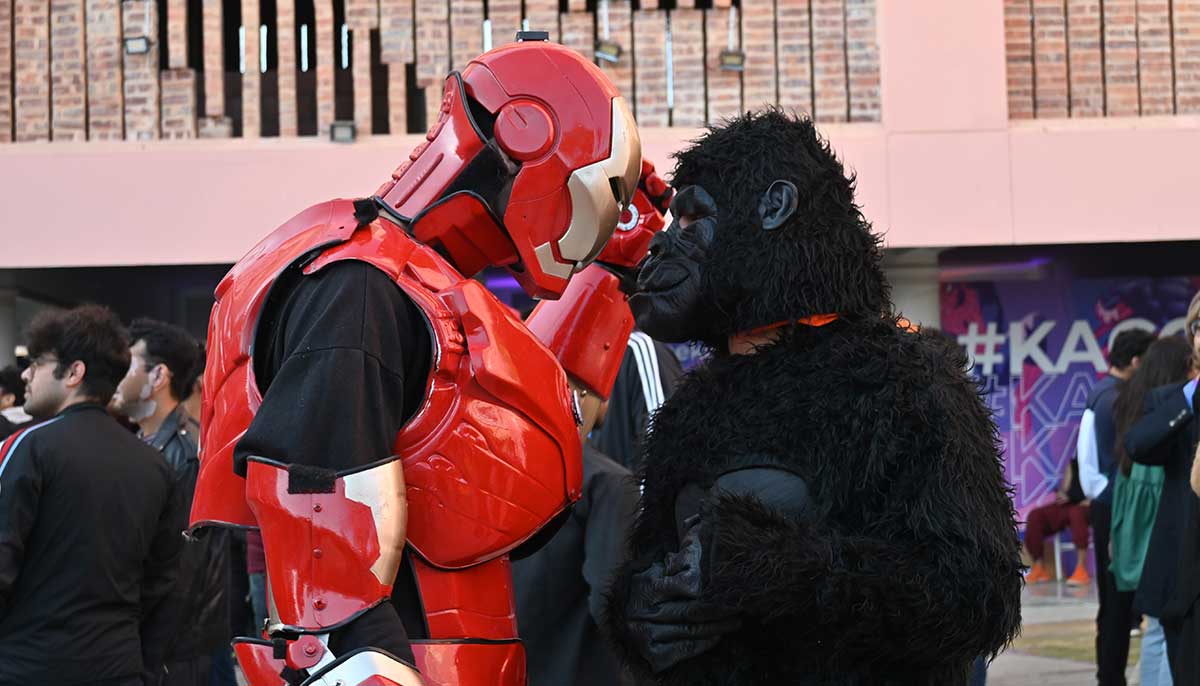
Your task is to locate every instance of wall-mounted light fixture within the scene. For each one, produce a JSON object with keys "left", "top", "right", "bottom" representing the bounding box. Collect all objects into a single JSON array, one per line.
[
  {"left": 124, "top": 36, "right": 151, "bottom": 55},
  {"left": 330, "top": 121, "right": 356, "bottom": 143}
]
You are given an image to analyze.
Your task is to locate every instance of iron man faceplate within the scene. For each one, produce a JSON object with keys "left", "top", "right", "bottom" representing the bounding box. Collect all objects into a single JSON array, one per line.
[
  {"left": 191, "top": 39, "right": 641, "bottom": 686},
  {"left": 525, "top": 161, "right": 672, "bottom": 399}
]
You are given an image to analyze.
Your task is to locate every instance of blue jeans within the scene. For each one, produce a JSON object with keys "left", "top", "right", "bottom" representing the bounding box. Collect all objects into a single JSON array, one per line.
[
  {"left": 1141, "top": 616, "right": 1173, "bottom": 686},
  {"left": 968, "top": 655, "right": 987, "bottom": 685},
  {"left": 248, "top": 572, "right": 269, "bottom": 635}
]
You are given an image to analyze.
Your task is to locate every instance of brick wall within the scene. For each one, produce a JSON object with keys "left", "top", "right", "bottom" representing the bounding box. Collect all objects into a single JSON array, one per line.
[
  {"left": 1103, "top": 0, "right": 1138, "bottom": 116},
  {"left": 123, "top": 0, "right": 159, "bottom": 140},
  {"left": 705, "top": 7, "right": 741, "bottom": 123},
  {"left": 1067, "top": 0, "right": 1103, "bottom": 116},
  {"left": 845, "top": 0, "right": 879, "bottom": 121},
  {"left": 50, "top": 0, "right": 86, "bottom": 140},
  {"left": 161, "top": 68, "right": 197, "bottom": 138},
  {"left": 1033, "top": 0, "right": 1068, "bottom": 117},
  {"left": 0, "top": 0, "right": 885, "bottom": 143},
  {"left": 632, "top": 9, "right": 668, "bottom": 126},
  {"left": 14, "top": 0, "right": 51, "bottom": 141},
  {"left": 202, "top": 0, "right": 224, "bottom": 121},
  {"left": 450, "top": 0, "right": 483, "bottom": 70},
  {"left": 277, "top": 0, "right": 297, "bottom": 135},
  {"left": 598, "top": 0, "right": 633, "bottom": 103},
  {"left": 1138, "top": 0, "right": 1173, "bottom": 115},
  {"left": 777, "top": 0, "right": 813, "bottom": 116},
  {"left": 0, "top": 0, "right": 11, "bottom": 142},
  {"left": 670, "top": 8, "right": 705, "bottom": 127},
  {"left": 1178, "top": 1, "right": 1200, "bottom": 113},
  {"left": 1005, "top": 0, "right": 1034, "bottom": 119},
  {"left": 742, "top": 0, "right": 776, "bottom": 112}
]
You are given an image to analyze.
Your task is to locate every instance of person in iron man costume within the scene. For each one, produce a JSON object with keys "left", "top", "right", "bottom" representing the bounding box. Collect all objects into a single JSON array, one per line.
[{"left": 187, "top": 36, "right": 641, "bottom": 686}]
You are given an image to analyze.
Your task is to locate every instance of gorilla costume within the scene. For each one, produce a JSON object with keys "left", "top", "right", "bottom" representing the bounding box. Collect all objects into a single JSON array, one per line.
[{"left": 604, "top": 111, "right": 1024, "bottom": 685}]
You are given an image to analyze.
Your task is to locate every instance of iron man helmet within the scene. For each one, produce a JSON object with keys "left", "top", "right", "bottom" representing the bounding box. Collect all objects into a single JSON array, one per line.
[{"left": 375, "top": 38, "right": 642, "bottom": 299}]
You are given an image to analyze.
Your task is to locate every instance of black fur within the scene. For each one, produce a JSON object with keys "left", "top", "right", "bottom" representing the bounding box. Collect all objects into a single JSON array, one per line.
[{"left": 605, "top": 112, "right": 1023, "bottom": 685}]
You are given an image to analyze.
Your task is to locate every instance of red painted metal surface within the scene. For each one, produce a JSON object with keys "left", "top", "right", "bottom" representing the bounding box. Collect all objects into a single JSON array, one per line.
[
  {"left": 599, "top": 159, "right": 672, "bottom": 270},
  {"left": 410, "top": 556, "right": 518, "bottom": 639},
  {"left": 411, "top": 641, "right": 525, "bottom": 686},
  {"left": 525, "top": 265, "right": 633, "bottom": 399},
  {"left": 232, "top": 640, "right": 287, "bottom": 686}
]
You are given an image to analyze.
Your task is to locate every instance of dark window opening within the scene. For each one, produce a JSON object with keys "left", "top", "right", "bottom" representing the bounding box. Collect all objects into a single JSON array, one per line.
[
  {"left": 260, "top": 0, "right": 279, "bottom": 135},
  {"left": 370, "top": 29, "right": 389, "bottom": 134},
  {"left": 295, "top": 0, "right": 318, "bottom": 135},
  {"left": 333, "top": 0, "right": 352, "bottom": 121}
]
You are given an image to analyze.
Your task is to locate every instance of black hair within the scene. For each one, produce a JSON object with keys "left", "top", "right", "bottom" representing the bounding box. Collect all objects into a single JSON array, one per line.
[
  {"left": 670, "top": 109, "right": 890, "bottom": 337},
  {"left": 25, "top": 305, "right": 130, "bottom": 404},
  {"left": 1109, "top": 328, "right": 1157, "bottom": 370},
  {"left": 183, "top": 342, "right": 206, "bottom": 398},
  {"left": 1114, "top": 335, "right": 1193, "bottom": 475},
  {"left": 0, "top": 366, "right": 24, "bottom": 405},
  {"left": 130, "top": 318, "right": 202, "bottom": 401}
]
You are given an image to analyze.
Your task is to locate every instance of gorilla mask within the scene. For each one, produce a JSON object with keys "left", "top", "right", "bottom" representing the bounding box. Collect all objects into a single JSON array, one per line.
[{"left": 631, "top": 110, "right": 890, "bottom": 349}]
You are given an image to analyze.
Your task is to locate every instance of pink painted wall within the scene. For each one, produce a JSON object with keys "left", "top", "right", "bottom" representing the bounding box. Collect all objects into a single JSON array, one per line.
[{"left": 0, "top": 0, "right": 1197, "bottom": 269}]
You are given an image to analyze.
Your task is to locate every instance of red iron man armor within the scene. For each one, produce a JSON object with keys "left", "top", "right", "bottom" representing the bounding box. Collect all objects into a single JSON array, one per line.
[
  {"left": 525, "top": 161, "right": 672, "bottom": 399},
  {"left": 191, "top": 37, "right": 641, "bottom": 686}
]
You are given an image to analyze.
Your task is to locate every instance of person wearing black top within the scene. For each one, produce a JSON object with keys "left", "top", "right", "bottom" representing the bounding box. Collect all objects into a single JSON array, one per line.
[
  {"left": 0, "top": 305, "right": 185, "bottom": 686},
  {"left": 112, "top": 319, "right": 229, "bottom": 686}
]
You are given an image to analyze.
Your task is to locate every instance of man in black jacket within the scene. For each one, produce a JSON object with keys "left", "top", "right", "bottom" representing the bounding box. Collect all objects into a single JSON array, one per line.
[
  {"left": 0, "top": 305, "right": 185, "bottom": 686},
  {"left": 112, "top": 319, "right": 229, "bottom": 686}
]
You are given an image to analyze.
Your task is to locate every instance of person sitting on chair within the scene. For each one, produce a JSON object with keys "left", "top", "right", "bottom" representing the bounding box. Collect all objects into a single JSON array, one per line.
[{"left": 1025, "top": 458, "right": 1090, "bottom": 585}]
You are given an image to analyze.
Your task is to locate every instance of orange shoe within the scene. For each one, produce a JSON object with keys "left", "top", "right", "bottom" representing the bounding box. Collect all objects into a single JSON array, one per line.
[
  {"left": 1025, "top": 561, "right": 1052, "bottom": 584},
  {"left": 1066, "top": 563, "right": 1091, "bottom": 587}
]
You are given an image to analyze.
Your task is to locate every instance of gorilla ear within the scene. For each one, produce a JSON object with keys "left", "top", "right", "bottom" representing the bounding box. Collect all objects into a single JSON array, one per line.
[{"left": 757, "top": 180, "right": 799, "bottom": 231}]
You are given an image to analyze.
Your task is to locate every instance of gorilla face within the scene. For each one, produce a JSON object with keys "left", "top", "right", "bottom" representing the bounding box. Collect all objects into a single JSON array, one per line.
[{"left": 630, "top": 185, "right": 719, "bottom": 343}]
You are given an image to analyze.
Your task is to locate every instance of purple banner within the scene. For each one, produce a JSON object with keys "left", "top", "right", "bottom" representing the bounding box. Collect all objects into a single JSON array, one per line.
[{"left": 940, "top": 275, "right": 1199, "bottom": 522}]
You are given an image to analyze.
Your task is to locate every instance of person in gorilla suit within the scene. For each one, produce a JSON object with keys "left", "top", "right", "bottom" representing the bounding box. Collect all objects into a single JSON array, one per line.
[{"left": 604, "top": 111, "right": 1024, "bottom": 685}]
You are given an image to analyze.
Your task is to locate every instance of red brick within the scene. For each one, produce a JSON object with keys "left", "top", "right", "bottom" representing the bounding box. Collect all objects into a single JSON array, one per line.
[
  {"left": 845, "top": 0, "right": 878, "bottom": 121},
  {"left": 670, "top": 8, "right": 704, "bottom": 126},
  {"left": 567, "top": 0, "right": 586, "bottom": 16},
  {"left": 352, "top": 30, "right": 371, "bottom": 134},
  {"left": 632, "top": 9, "right": 668, "bottom": 126},
  {"left": 161, "top": 67, "right": 197, "bottom": 138},
  {"left": 1033, "top": 0, "right": 1068, "bottom": 117},
  {"left": 558, "top": 11, "right": 593, "bottom": 62},
  {"left": 523, "top": 0, "right": 558, "bottom": 40},
  {"left": 811, "top": 0, "right": 847, "bottom": 122},
  {"left": 316, "top": 0, "right": 336, "bottom": 134},
  {"left": 415, "top": 0, "right": 449, "bottom": 128},
  {"left": 1005, "top": 0, "right": 1034, "bottom": 119},
  {"left": 1176, "top": 0, "right": 1200, "bottom": 113},
  {"left": 1138, "top": 0, "right": 1173, "bottom": 114},
  {"left": 122, "top": 0, "right": 159, "bottom": 140},
  {"left": 50, "top": 0, "right": 86, "bottom": 140},
  {"left": 199, "top": 115, "right": 233, "bottom": 137},
  {"left": 598, "top": 0, "right": 633, "bottom": 104},
  {"left": 705, "top": 7, "right": 741, "bottom": 123},
  {"left": 741, "top": 0, "right": 776, "bottom": 112},
  {"left": 277, "top": 0, "right": 297, "bottom": 135},
  {"left": 1103, "top": 0, "right": 1138, "bottom": 116},
  {"left": 1066, "top": 0, "right": 1103, "bottom": 116},
  {"left": 777, "top": 0, "right": 812, "bottom": 116},
  {"left": 450, "top": 0, "right": 483, "bottom": 70},
  {"left": 379, "top": 0, "right": 413, "bottom": 64},
  {"left": 167, "top": 0, "right": 186, "bottom": 67},
  {"left": 241, "top": 0, "right": 259, "bottom": 136},
  {"left": 0, "top": 0, "right": 12, "bottom": 141},
  {"left": 387, "top": 63, "right": 406, "bottom": 134},
  {"left": 202, "top": 0, "right": 224, "bottom": 119},
  {"left": 86, "top": 0, "right": 122, "bottom": 138},
  {"left": 346, "top": 0, "right": 377, "bottom": 29},
  {"left": 488, "top": 0, "right": 520, "bottom": 48},
  {"left": 14, "top": 0, "right": 51, "bottom": 141}
]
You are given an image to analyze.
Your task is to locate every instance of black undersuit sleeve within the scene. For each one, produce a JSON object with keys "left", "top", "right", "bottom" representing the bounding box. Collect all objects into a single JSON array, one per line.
[{"left": 235, "top": 258, "right": 433, "bottom": 475}]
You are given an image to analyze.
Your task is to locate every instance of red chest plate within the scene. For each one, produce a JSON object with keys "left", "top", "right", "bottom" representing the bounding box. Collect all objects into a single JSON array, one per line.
[{"left": 191, "top": 199, "right": 582, "bottom": 570}]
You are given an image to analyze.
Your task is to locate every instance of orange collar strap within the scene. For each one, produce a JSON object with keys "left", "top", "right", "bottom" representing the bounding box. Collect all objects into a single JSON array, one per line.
[{"left": 741, "top": 313, "right": 839, "bottom": 338}]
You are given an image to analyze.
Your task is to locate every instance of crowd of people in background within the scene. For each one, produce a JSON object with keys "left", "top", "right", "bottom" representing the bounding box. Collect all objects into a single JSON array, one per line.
[
  {"left": 1021, "top": 293, "right": 1200, "bottom": 686},
  {"left": 0, "top": 302, "right": 683, "bottom": 686}
]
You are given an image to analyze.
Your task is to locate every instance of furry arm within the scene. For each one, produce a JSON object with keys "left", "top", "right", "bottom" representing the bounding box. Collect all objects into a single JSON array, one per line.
[{"left": 704, "top": 491, "right": 1018, "bottom": 669}]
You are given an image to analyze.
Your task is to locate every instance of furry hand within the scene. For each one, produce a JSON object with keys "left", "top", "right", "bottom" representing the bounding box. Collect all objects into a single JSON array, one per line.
[{"left": 624, "top": 525, "right": 742, "bottom": 673}]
